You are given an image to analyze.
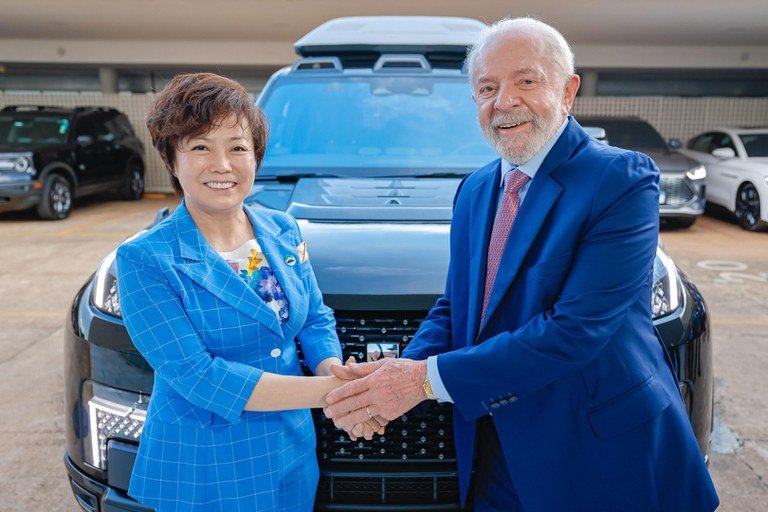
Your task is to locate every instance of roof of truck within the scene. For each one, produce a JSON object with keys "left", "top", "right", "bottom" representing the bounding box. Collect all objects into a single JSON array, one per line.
[{"left": 294, "top": 16, "right": 486, "bottom": 57}]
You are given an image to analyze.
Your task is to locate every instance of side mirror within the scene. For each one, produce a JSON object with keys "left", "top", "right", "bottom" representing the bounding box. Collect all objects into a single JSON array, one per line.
[
  {"left": 711, "top": 147, "right": 736, "bottom": 159},
  {"left": 668, "top": 138, "right": 682, "bottom": 150},
  {"left": 76, "top": 135, "right": 94, "bottom": 145},
  {"left": 583, "top": 126, "right": 607, "bottom": 143}
]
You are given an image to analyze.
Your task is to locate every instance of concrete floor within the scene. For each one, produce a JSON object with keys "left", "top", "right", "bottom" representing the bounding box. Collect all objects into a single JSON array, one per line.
[{"left": 0, "top": 196, "right": 766, "bottom": 511}]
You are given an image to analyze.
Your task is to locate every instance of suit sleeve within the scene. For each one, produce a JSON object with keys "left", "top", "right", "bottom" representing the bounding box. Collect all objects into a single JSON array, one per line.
[
  {"left": 438, "top": 152, "right": 661, "bottom": 421},
  {"left": 116, "top": 242, "right": 262, "bottom": 424},
  {"left": 290, "top": 217, "right": 343, "bottom": 374}
]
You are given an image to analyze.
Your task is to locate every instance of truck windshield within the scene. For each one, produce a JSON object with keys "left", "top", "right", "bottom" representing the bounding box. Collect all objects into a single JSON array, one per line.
[
  {"left": 0, "top": 115, "right": 70, "bottom": 144},
  {"left": 258, "top": 75, "right": 496, "bottom": 177}
]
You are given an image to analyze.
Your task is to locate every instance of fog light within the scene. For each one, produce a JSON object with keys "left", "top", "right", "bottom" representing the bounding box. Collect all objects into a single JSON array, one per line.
[{"left": 83, "top": 381, "right": 148, "bottom": 470}]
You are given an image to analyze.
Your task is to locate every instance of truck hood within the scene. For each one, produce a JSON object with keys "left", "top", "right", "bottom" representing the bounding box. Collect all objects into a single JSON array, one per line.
[
  {"left": 250, "top": 177, "right": 459, "bottom": 221},
  {"left": 247, "top": 177, "right": 459, "bottom": 308}
]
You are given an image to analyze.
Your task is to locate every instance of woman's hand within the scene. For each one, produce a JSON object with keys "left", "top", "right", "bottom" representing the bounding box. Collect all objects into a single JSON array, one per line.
[{"left": 329, "top": 356, "right": 388, "bottom": 440}]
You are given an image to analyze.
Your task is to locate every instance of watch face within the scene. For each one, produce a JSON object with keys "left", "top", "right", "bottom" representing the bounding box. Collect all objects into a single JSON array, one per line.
[{"left": 366, "top": 342, "right": 399, "bottom": 362}]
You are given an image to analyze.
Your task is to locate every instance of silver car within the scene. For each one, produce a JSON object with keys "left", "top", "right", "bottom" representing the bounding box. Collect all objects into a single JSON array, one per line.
[{"left": 580, "top": 116, "right": 707, "bottom": 228}]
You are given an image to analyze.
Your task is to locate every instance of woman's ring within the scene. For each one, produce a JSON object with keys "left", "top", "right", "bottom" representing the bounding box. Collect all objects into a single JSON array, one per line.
[{"left": 366, "top": 405, "right": 373, "bottom": 419}]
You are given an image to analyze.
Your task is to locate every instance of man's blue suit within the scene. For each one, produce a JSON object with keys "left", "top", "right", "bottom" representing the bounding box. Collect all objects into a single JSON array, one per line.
[
  {"left": 116, "top": 201, "right": 342, "bottom": 512},
  {"left": 402, "top": 118, "right": 718, "bottom": 511}
]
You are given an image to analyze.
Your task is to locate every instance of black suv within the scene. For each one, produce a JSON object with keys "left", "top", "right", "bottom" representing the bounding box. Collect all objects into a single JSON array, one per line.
[
  {"left": 0, "top": 106, "right": 145, "bottom": 219},
  {"left": 63, "top": 17, "right": 714, "bottom": 512}
]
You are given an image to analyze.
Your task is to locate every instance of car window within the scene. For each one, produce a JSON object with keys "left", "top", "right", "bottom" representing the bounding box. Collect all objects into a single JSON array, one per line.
[
  {"left": 688, "top": 133, "right": 714, "bottom": 152},
  {"left": 576, "top": 119, "right": 667, "bottom": 151},
  {"left": 711, "top": 132, "right": 736, "bottom": 152},
  {"left": 92, "top": 114, "right": 115, "bottom": 142},
  {"left": 114, "top": 115, "right": 136, "bottom": 137},
  {"left": 104, "top": 114, "right": 132, "bottom": 140},
  {"left": 738, "top": 133, "right": 768, "bottom": 157},
  {"left": 259, "top": 75, "right": 496, "bottom": 176},
  {"left": 0, "top": 114, "right": 70, "bottom": 144},
  {"left": 74, "top": 116, "right": 97, "bottom": 139}
]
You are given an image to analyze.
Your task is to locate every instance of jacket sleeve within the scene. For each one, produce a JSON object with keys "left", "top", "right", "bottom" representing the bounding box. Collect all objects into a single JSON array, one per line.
[
  {"left": 290, "top": 217, "right": 343, "bottom": 374},
  {"left": 438, "top": 152, "right": 661, "bottom": 421},
  {"left": 402, "top": 274, "right": 453, "bottom": 361},
  {"left": 116, "top": 242, "right": 262, "bottom": 424}
]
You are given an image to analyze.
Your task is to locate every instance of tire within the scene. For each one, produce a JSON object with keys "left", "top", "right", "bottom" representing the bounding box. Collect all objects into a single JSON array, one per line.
[
  {"left": 663, "top": 216, "right": 696, "bottom": 229},
  {"left": 735, "top": 183, "right": 768, "bottom": 232},
  {"left": 36, "top": 175, "right": 73, "bottom": 220},
  {"left": 119, "top": 159, "right": 145, "bottom": 200}
]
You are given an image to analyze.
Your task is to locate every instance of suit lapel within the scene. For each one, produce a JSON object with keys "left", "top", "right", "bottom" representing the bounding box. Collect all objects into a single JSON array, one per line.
[
  {"left": 467, "top": 161, "right": 502, "bottom": 343},
  {"left": 171, "top": 201, "right": 284, "bottom": 338},
  {"left": 478, "top": 118, "right": 587, "bottom": 337},
  {"left": 245, "top": 206, "right": 306, "bottom": 338}
]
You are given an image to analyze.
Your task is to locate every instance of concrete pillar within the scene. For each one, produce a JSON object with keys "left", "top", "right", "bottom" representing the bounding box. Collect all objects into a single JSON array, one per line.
[
  {"left": 99, "top": 67, "right": 118, "bottom": 94},
  {"left": 580, "top": 70, "right": 599, "bottom": 97}
]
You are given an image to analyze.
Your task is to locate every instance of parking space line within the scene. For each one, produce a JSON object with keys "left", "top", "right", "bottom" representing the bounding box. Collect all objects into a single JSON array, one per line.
[
  {"left": 0, "top": 311, "right": 64, "bottom": 318},
  {"left": 711, "top": 318, "right": 768, "bottom": 327},
  {"left": 57, "top": 210, "right": 142, "bottom": 236}
]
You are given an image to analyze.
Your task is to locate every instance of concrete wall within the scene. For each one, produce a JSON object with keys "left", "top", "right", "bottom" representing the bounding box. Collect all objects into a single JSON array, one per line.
[{"left": 2, "top": 92, "right": 767, "bottom": 193}]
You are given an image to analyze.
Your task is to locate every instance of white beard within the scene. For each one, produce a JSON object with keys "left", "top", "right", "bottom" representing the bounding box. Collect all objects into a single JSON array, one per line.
[{"left": 481, "top": 107, "right": 562, "bottom": 166}]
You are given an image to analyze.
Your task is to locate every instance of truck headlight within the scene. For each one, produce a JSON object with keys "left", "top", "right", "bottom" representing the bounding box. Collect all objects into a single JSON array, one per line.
[
  {"left": 13, "top": 156, "right": 32, "bottom": 173},
  {"left": 90, "top": 231, "right": 145, "bottom": 318},
  {"left": 686, "top": 165, "right": 706, "bottom": 181},
  {"left": 651, "top": 247, "right": 682, "bottom": 319},
  {"left": 91, "top": 249, "right": 122, "bottom": 318},
  {"left": 83, "top": 381, "right": 148, "bottom": 470}
]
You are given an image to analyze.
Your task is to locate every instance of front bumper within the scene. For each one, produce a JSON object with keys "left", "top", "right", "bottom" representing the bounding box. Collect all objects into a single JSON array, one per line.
[
  {"left": 65, "top": 452, "right": 152, "bottom": 512},
  {"left": 0, "top": 179, "right": 41, "bottom": 213},
  {"left": 659, "top": 202, "right": 705, "bottom": 218}
]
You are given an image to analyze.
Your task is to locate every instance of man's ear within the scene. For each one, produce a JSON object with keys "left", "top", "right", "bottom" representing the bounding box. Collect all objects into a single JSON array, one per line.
[{"left": 563, "top": 74, "right": 580, "bottom": 113}]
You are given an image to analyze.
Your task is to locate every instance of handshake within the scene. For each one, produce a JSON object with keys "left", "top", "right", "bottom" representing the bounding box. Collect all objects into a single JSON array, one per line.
[{"left": 322, "top": 356, "right": 430, "bottom": 441}]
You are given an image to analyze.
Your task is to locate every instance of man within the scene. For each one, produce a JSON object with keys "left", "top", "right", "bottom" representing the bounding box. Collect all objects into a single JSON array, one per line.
[{"left": 324, "top": 17, "right": 719, "bottom": 511}]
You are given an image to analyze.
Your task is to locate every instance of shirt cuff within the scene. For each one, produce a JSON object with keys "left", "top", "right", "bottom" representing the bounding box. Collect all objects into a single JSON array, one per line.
[{"left": 427, "top": 355, "right": 454, "bottom": 403}]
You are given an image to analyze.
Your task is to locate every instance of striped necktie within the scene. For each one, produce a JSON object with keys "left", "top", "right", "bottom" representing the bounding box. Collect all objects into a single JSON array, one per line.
[{"left": 481, "top": 168, "right": 530, "bottom": 323}]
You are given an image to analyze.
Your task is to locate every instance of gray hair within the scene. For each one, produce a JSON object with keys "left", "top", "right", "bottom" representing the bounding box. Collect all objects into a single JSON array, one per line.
[{"left": 466, "top": 17, "right": 576, "bottom": 87}]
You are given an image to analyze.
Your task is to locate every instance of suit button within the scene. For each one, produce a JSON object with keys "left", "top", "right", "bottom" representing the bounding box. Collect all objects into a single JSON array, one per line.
[
  {"left": 499, "top": 399, "right": 508, "bottom": 405},
  {"left": 509, "top": 395, "right": 518, "bottom": 402},
  {"left": 270, "top": 348, "right": 282, "bottom": 358},
  {"left": 491, "top": 403, "right": 500, "bottom": 410}
]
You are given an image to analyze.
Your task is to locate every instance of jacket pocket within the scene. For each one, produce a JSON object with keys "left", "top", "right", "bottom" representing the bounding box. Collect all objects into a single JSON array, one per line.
[
  {"left": 148, "top": 391, "right": 213, "bottom": 428},
  {"left": 587, "top": 375, "right": 672, "bottom": 439}
]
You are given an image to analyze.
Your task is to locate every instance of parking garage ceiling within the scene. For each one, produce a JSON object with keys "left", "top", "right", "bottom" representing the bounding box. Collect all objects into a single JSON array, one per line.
[{"left": 0, "top": 0, "right": 766, "bottom": 68}]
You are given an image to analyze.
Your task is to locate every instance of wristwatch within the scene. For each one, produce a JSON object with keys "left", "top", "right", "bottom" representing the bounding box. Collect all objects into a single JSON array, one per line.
[{"left": 422, "top": 375, "right": 437, "bottom": 400}]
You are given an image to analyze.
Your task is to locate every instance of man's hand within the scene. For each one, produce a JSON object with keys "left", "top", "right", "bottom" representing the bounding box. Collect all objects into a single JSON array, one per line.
[
  {"left": 329, "top": 357, "right": 389, "bottom": 440},
  {"left": 323, "top": 358, "right": 428, "bottom": 430}
]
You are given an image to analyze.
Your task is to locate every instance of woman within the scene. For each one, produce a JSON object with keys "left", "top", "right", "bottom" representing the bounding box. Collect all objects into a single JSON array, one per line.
[{"left": 117, "top": 73, "right": 383, "bottom": 512}]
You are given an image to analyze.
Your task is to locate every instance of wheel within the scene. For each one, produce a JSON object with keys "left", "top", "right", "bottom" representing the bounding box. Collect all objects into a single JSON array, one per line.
[
  {"left": 735, "top": 183, "right": 768, "bottom": 232},
  {"left": 119, "top": 159, "right": 145, "bottom": 200},
  {"left": 36, "top": 175, "right": 73, "bottom": 220}
]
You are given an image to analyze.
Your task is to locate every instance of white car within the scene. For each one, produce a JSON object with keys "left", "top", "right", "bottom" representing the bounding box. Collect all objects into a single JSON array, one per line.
[{"left": 681, "top": 128, "right": 768, "bottom": 231}]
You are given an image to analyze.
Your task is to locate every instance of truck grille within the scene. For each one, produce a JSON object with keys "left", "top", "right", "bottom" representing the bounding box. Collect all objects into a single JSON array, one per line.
[
  {"left": 660, "top": 175, "right": 695, "bottom": 206},
  {"left": 313, "top": 313, "right": 456, "bottom": 463},
  {"left": 301, "top": 312, "right": 460, "bottom": 509},
  {"left": 316, "top": 474, "right": 460, "bottom": 508}
]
